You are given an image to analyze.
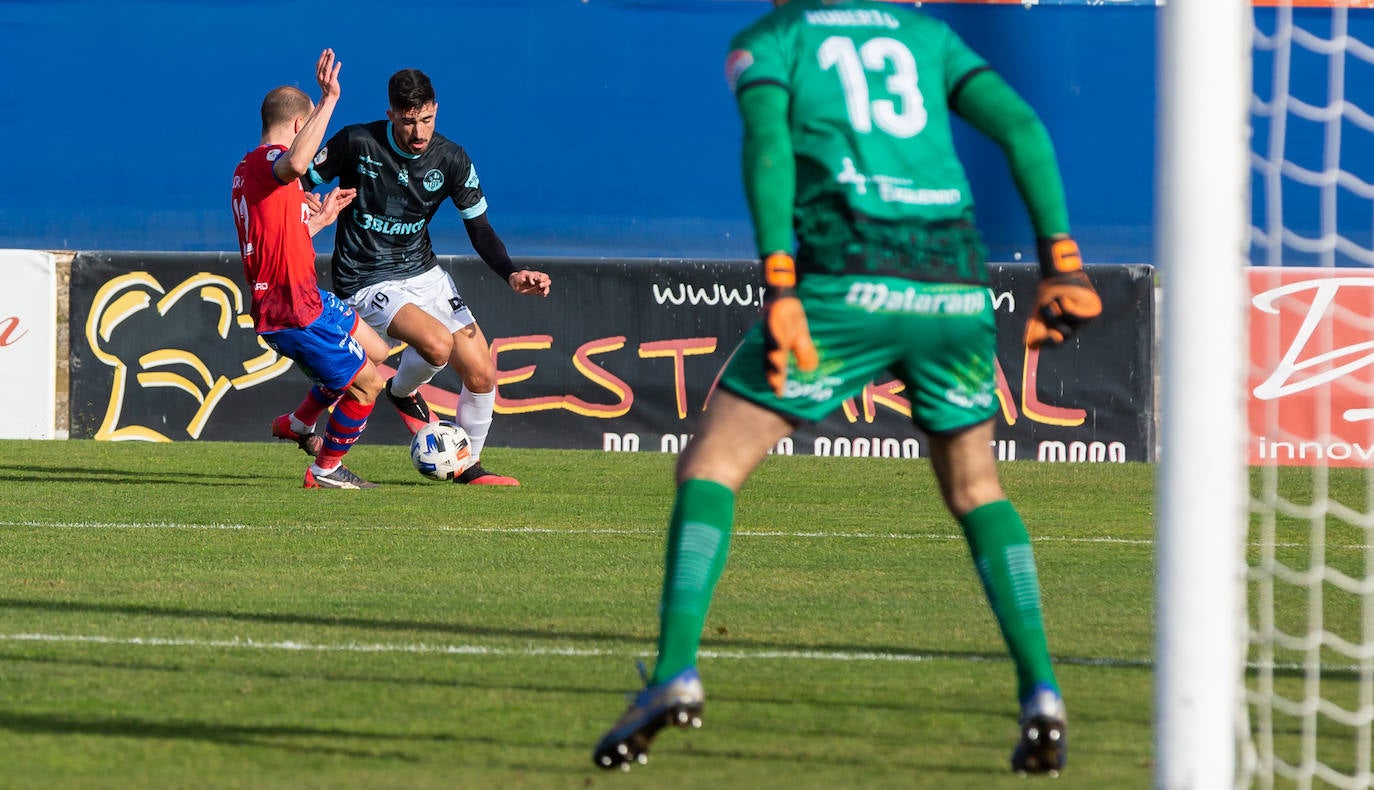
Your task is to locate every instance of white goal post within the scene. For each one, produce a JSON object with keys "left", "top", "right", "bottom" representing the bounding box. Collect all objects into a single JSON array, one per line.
[{"left": 1156, "top": 0, "right": 1252, "bottom": 788}]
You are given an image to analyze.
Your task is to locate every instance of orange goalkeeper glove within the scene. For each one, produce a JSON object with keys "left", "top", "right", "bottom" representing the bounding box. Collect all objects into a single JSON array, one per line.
[
  {"left": 1024, "top": 236, "right": 1102, "bottom": 349},
  {"left": 761, "top": 252, "right": 818, "bottom": 397}
]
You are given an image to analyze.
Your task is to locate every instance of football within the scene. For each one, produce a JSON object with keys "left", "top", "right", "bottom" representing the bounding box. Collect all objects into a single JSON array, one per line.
[{"left": 409, "top": 421, "right": 475, "bottom": 481}]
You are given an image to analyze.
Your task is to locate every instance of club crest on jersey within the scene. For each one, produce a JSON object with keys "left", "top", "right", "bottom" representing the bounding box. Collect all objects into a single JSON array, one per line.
[
  {"left": 725, "top": 49, "right": 754, "bottom": 94},
  {"left": 266, "top": 148, "right": 283, "bottom": 161},
  {"left": 424, "top": 169, "right": 445, "bottom": 192},
  {"left": 312, "top": 148, "right": 327, "bottom": 166},
  {"left": 398, "top": 169, "right": 410, "bottom": 186}
]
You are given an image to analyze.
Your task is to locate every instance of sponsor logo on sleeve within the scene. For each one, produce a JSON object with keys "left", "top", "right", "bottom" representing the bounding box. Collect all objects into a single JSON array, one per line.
[{"left": 725, "top": 49, "right": 755, "bottom": 93}]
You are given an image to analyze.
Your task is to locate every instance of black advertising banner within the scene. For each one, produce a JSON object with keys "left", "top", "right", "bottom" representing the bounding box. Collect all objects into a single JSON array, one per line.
[{"left": 69, "top": 253, "right": 1154, "bottom": 462}]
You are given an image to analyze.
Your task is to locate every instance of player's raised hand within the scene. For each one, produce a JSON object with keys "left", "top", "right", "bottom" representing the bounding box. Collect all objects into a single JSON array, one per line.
[
  {"left": 760, "top": 253, "right": 818, "bottom": 397},
  {"left": 508, "top": 270, "right": 551, "bottom": 297},
  {"left": 306, "top": 188, "right": 356, "bottom": 237},
  {"left": 315, "top": 48, "right": 341, "bottom": 102},
  {"left": 315, "top": 187, "right": 355, "bottom": 222},
  {"left": 1024, "top": 235, "right": 1102, "bottom": 348}
]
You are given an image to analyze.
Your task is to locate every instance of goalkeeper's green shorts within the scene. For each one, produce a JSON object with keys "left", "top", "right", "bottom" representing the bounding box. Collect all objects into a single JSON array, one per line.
[{"left": 718, "top": 275, "right": 999, "bottom": 434}]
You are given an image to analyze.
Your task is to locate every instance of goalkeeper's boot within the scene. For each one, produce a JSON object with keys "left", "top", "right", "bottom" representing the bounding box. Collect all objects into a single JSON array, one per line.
[
  {"left": 1011, "top": 684, "right": 1067, "bottom": 775},
  {"left": 271, "top": 414, "right": 322, "bottom": 457},
  {"left": 384, "top": 378, "right": 434, "bottom": 435},
  {"left": 454, "top": 463, "right": 520, "bottom": 486},
  {"left": 304, "top": 464, "right": 377, "bottom": 490},
  {"left": 593, "top": 665, "right": 704, "bottom": 771}
]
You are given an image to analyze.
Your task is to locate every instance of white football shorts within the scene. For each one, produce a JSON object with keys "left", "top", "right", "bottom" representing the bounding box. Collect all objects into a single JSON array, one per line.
[{"left": 347, "top": 266, "right": 477, "bottom": 337}]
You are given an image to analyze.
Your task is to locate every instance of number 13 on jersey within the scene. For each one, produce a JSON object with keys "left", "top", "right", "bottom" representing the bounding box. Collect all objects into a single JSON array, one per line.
[{"left": 819, "top": 36, "right": 928, "bottom": 138}]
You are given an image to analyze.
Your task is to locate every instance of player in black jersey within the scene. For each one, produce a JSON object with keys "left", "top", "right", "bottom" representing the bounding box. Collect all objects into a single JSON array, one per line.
[{"left": 305, "top": 68, "right": 550, "bottom": 486}]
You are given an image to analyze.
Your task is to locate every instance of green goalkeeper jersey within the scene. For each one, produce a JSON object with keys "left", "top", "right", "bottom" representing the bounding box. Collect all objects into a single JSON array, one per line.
[{"left": 728, "top": 0, "right": 1003, "bottom": 282}]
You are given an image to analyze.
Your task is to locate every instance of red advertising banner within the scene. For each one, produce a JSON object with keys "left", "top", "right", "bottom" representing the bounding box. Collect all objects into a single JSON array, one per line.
[{"left": 1249, "top": 267, "right": 1374, "bottom": 467}]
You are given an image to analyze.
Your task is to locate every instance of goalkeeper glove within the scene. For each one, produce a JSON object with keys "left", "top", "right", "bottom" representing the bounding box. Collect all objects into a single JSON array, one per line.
[
  {"left": 761, "top": 252, "right": 818, "bottom": 397},
  {"left": 1024, "top": 235, "right": 1102, "bottom": 349}
]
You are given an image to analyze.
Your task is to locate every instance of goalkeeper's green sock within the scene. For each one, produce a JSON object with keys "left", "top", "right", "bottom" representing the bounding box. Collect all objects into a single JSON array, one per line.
[
  {"left": 958, "top": 499, "right": 1060, "bottom": 702},
  {"left": 651, "top": 478, "right": 735, "bottom": 685}
]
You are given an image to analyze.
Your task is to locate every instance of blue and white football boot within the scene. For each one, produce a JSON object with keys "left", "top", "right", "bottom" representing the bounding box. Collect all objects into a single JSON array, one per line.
[
  {"left": 1011, "top": 684, "right": 1068, "bottom": 775},
  {"left": 593, "top": 664, "right": 704, "bottom": 771}
]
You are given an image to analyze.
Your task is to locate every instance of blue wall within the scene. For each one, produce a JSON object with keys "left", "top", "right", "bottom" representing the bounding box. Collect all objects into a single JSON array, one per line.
[{"left": 0, "top": 0, "right": 1158, "bottom": 262}]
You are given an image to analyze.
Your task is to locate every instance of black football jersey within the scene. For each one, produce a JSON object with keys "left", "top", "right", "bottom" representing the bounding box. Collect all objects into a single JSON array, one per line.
[{"left": 306, "top": 120, "right": 488, "bottom": 298}]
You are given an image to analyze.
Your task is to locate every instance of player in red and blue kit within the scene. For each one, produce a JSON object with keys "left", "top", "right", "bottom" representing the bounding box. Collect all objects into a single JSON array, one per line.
[{"left": 231, "top": 48, "right": 388, "bottom": 490}]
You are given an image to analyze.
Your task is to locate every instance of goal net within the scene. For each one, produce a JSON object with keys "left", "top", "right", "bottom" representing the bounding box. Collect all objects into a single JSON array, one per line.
[{"left": 1245, "top": 3, "right": 1374, "bottom": 788}]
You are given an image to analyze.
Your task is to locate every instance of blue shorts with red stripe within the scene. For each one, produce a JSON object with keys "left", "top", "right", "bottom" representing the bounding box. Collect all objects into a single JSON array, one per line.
[{"left": 258, "top": 290, "right": 367, "bottom": 396}]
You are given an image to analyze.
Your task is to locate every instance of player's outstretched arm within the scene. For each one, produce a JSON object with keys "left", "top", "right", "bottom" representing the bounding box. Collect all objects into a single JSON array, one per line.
[
  {"left": 275, "top": 49, "right": 342, "bottom": 184},
  {"left": 951, "top": 69, "right": 1101, "bottom": 347},
  {"left": 737, "top": 82, "right": 815, "bottom": 393},
  {"left": 462, "top": 212, "right": 531, "bottom": 287},
  {"left": 738, "top": 83, "right": 795, "bottom": 259},
  {"left": 950, "top": 68, "right": 1066, "bottom": 243}
]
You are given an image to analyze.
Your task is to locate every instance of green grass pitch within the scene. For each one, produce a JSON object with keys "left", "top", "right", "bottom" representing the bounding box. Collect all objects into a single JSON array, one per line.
[{"left": 0, "top": 438, "right": 1358, "bottom": 788}]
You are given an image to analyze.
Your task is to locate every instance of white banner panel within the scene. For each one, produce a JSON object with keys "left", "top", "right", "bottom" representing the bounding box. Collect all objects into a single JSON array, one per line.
[{"left": 0, "top": 250, "right": 57, "bottom": 439}]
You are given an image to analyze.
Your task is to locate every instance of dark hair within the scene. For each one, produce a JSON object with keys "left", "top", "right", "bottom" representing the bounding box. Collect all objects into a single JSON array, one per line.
[
  {"left": 260, "top": 86, "right": 311, "bottom": 135},
  {"left": 388, "top": 69, "right": 436, "bottom": 112}
]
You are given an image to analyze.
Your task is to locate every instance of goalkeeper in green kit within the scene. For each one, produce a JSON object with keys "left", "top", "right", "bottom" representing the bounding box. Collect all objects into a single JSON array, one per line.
[{"left": 593, "top": 0, "right": 1100, "bottom": 775}]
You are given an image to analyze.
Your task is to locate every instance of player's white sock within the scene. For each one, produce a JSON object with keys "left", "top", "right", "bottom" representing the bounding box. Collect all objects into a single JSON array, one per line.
[
  {"left": 391, "top": 347, "right": 444, "bottom": 396},
  {"left": 459, "top": 387, "right": 495, "bottom": 460}
]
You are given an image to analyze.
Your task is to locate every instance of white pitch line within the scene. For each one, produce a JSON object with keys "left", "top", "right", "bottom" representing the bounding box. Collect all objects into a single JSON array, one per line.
[
  {"left": 0, "top": 520, "right": 258, "bottom": 530},
  {"left": 0, "top": 520, "right": 1158, "bottom": 545},
  {"left": 1, "top": 632, "right": 1364, "bottom": 674},
  {"left": 0, "top": 631, "right": 1144, "bottom": 668},
  {"left": 3, "top": 520, "right": 1369, "bottom": 549},
  {"left": 0, "top": 633, "right": 615, "bottom": 657}
]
